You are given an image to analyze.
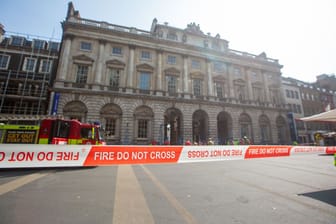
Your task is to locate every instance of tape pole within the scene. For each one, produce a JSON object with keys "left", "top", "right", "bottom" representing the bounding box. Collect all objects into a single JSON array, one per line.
[{"left": 0, "top": 145, "right": 335, "bottom": 168}]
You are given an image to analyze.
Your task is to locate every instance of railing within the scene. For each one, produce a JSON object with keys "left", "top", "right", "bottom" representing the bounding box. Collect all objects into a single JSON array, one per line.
[
  {"left": 228, "top": 49, "right": 279, "bottom": 64},
  {"left": 68, "top": 18, "right": 281, "bottom": 65},
  {"left": 68, "top": 17, "right": 151, "bottom": 36}
]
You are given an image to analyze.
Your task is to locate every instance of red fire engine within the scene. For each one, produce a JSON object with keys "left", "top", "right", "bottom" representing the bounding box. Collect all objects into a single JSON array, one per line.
[
  {"left": 0, "top": 118, "right": 105, "bottom": 145},
  {"left": 38, "top": 118, "right": 105, "bottom": 145}
]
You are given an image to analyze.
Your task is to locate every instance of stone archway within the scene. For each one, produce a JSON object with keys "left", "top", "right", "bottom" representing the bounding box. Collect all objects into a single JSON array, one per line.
[
  {"left": 259, "top": 114, "right": 271, "bottom": 144},
  {"left": 217, "top": 111, "right": 232, "bottom": 144},
  {"left": 100, "top": 103, "right": 122, "bottom": 145},
  {"left": 276, "top": 115, "right": 288, "bottom": 144},
  {"left": 164, "top": 108, "right": 183, "bottom": 145},
  {"left": 133, "top": 105, "right": 154, "bottom": 145},
  {"left": 63, "top": 101, "right": 87, "bottom": 122},
  {"left": 192, "top": 110, "right": 209, "bottom": 144},
  {"left": 239, "top": 113, "right": 253, "bottom": 141}
]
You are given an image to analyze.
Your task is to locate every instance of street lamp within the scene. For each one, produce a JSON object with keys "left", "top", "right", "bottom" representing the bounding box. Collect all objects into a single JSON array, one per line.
[{"left": 167, "top": 123, "right": 171, "bottom": 144}]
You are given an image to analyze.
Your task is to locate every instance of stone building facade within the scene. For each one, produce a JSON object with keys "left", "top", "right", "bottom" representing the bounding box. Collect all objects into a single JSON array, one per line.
[{"left": 52, "top": 2, "right": 290, "bottom": 145}]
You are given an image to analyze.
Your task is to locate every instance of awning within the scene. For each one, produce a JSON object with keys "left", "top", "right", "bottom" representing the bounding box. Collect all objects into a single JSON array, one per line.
[{"left": 300, "top": 109, "right": 336, "bottom": 122}]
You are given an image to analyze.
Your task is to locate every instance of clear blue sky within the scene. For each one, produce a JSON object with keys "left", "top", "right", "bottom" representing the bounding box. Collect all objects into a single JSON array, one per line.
[{"left": 1, "top": 0, "right": 335, "bottom": 82}]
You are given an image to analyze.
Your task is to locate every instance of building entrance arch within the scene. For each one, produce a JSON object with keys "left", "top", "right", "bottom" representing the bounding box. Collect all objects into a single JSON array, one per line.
[
  {"left": 192, "top": 110, "right": 209, "bottom": 144},
  {"left": 63, "top": 101, "right": 87, "bottom": 122},
  {"left": 217, "top": 111, "right": 232, "bottom": 144},
  {"left": 164, "top": 108, "right": 183, "bottom": 145}
]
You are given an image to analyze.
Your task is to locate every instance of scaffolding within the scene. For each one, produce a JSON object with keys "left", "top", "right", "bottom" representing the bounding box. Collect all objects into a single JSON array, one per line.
[{"left": 0, "top": 30, "right": 60, "bottom": 124}]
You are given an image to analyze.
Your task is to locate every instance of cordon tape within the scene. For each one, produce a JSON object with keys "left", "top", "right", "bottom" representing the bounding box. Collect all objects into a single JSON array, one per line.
[{"left": 0, "top": 145, "right": 336, "bottom": 168}]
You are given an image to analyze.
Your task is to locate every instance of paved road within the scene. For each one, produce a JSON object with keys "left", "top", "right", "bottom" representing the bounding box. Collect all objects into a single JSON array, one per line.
[{"left": 0, "top": 154, "right": 335, "bottom": 224}]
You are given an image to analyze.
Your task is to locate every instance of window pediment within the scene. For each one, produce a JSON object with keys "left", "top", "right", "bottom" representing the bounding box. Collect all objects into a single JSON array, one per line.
[
  {"left": 136, "top": 63, "right": 154, "bottom": 71},
  {"left": 63, "top": 101, "right": 87, "bottom": 113},
  {"left": 233, "top": 78, "right": 245, "bottom": 85},
  {"left": 252, "top": 81, "right": 263, "bottom": 88},
  {"left": 101, "top": 104, "right": 122, "bottom": 115},
  {"left": 190, "top": 71, "right": 204, "bottom": 79},
  {"left": 73, "top": 54, "right": 94, "bottom": 64},
  {"left": 269, "top": 84, "right": 280, "bottom": 89},
  {"left": 134, "top": 106, "right": 154, "bottom": 117},
  {"left": 106, "top": 59, "right": 125, "bottom": 68},
  {"left": 213, "top": 75, "right": 226, "bottom": 82},
  {"left": 164, "top": 67, "right": 180, "bottom": 75}
]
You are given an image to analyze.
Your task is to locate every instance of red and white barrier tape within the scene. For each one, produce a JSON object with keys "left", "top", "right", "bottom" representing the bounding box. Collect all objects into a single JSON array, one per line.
[{"left": 0, "top": 145, "right": 335, "bottom": 168}]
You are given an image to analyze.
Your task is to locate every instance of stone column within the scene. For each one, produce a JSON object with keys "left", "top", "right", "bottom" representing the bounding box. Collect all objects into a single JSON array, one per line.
[
  {"left": 156, "top": 50, "right": 163, "bottom": 95},
  {"left": 93, "top": 40, "right": 105, "bottom": 90},
  {"left": 207, "top": 60, "right": 213, "bottom": 97},
  {"left": 126, "top": 45, "right": 135, "bottom": 92},
  {"left": 183, "top": 55, "right": 190, "bottom": 98},
  {"left": 262, "top": 71, "right": 270, "bottom": 102},
  {"left": 244, "top": 67, "right": 253, "bottom": 101},
  {"left": 227, "top": 63, "right": 234, "bottom": 99},
  {"left": 153, "top": 114, "right": 165, "bottom": 144},
  {"left": 55, "top": 35, "right": 72, "bottom": 87}
]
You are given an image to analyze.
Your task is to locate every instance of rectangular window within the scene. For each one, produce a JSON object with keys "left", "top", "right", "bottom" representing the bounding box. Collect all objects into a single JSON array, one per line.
[
  {"left": 295, "top": 91, "right": 299, "bottom": 99},
  {"left": 112, "top": 47, "right": 122, "bottom": 55},
  {"left": 105, "top": 118, "right": 116, "bottom": 137},
  {"left": 234, "top": 67, "right": 241, "bottom": 76},
  {"left": 11, "top": 36, "right": 24, "bottom": 46},
  {"left": 167, "top": 33, "right": 177, "bottom": 41},
  {"left": 297, "top": 105, "right": 302, "bottom": 114},
  {"left": 48, "top": 42, "right": 60, "bottom": 51},
  {"left": 141, "top": 51, "right": 151, "bottom": 60},
  {"left": 260, "top": 125, "right": 269, "bottom": 142},
  {"left": 33, "top": 40, "right": 46, "bottom": 50},
  {"left": 193, "top": 79, "right": 202, "bottom": 96},
  {"left": 192, "top": 60, "right": 201, "bottom": 69},
  {"left": 109, "top": 68, "right": 120, "bottom": 90},
  {"left": 251, "top": 71, "right": 257, "bottom": 79},
  {"left": 293, "top": 104, "right": 298, "bottom": 113},
  {"left": 23, "top": 58, "right": 37, "bottom": 72},
  {"left": 290, "top": 90, "right": 294, "bottom": 98},
  {"left": 80, "top": 41, "right": 92, "bottom": 51},
  {"left": 240, "top": 124, "right": 249, "bottom": 138},
  {"left": 286, "top": 89, "right": 290, "bottom": 98},
  {"left": 167, "top": 76, "right": 177, "bottom": 95},
  {"left": 76, "top": 65, "right": 89, "bottom": 84},
  {"left": 167, "top": 55, "right": 176, "bottom": 65},
  {"left": 138, "top": 119, "right": 148, "bottom": 138},
  {"left": 39, "top": 60, "right": 52, "bottom": 73},
  {"left": 0, "top": 55, "right": 10, "bottom": 69},
  {"left": 215, "top": 82, "right": 223, "bottom": 98},
  {"left": 253, "top": 87, "right": 263, "bottom": 101},
  {"left": 139, "top": 72, "right": 150, "bottom": 91},
  {"left": 214, "top": 62, "right": 225, "bottom": 72}
]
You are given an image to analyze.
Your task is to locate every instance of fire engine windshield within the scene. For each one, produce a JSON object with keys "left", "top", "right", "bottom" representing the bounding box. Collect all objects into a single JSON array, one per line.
[
  {"left": 97, "top": 127, "right": 104, "bottom": 141},
  {"left": 80, "top": 128, "right": 94, "bottom": 139}
]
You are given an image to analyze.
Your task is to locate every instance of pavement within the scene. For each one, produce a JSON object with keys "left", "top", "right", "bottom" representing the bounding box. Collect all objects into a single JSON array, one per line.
[{"left": 0, "top": 154, "right": 335, "bottom": 224}]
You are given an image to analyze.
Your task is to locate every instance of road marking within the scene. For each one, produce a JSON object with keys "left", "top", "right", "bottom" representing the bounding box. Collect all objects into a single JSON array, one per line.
[
  {"left": 0, "top": 172, "right": 49, "bottom": 196},
  {"left": 141, "top": 165, "right": 198, "bottom": 224},
  {"left": 113, "top": 165, "right": 154, "bottom": 224}
]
